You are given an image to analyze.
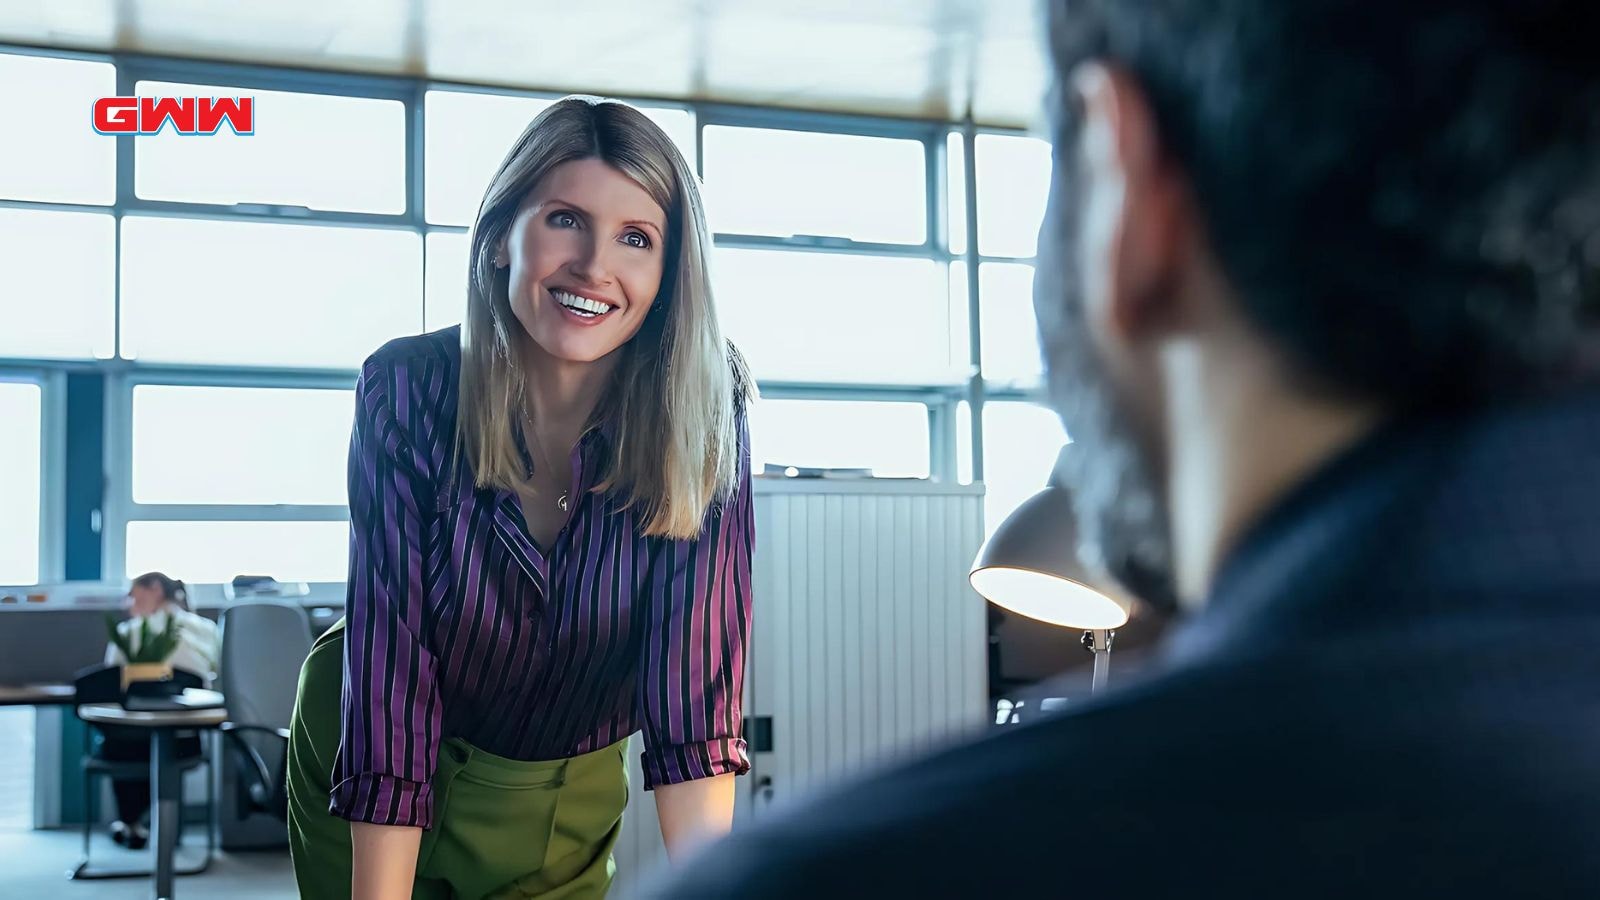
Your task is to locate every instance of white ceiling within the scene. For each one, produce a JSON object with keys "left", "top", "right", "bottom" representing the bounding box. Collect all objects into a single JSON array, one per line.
[{"left": 0, "top": 0, "right": 1049, "bottom": 127}]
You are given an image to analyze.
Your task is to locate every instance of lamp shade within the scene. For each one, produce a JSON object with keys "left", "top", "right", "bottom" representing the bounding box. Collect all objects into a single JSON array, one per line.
[{"left": 969, "top": 483, "right": 1133, "bottom": 630}]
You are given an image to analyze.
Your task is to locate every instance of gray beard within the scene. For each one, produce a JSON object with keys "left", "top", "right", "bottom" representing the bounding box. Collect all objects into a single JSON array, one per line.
[{"left": 1033, "top": 206, "right": 1180, "bottom": 614}]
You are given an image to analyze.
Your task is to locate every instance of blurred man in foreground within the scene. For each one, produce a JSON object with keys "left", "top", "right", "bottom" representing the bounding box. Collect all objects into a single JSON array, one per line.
[{"left": 652, "top": 1, "right": 1600, "bottom": 896}]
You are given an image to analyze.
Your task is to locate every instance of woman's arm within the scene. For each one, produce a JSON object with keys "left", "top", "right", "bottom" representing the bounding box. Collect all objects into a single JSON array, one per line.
[
  {"left": 335, "top": 359, "right": 444, "bottom": 887},
  {"left": 638, "top": 410, "right": 756, "bottom": 862},
  {"left": 351, "top": 822, "right": 423, "bottom": 899},
  {"left": 656, "top": 773, "right": 737, "bottom": 860}
]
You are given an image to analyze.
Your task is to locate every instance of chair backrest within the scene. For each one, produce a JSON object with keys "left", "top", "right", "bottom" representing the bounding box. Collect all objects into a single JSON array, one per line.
[{"left": 220, "top": 603, "right": 313, "bottom": 777}]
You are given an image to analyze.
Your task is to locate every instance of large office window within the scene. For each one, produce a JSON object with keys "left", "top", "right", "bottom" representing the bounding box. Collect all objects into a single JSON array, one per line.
[
  {"left": 0, "top": 208, "right": 116, "bottom": 360},
  {"left": 749, "top": 399, "right": 931, "bottom": 479},
  {"left": 119, "top": 216, "right": 422, "bottom": 368},
  {"left": 125, "top": 520, "right": 349, "bottom": 583},
  {"left": 702, "top": 126, "right": 926, "bottom": 244},
  {"left": 714, "top": 249, "right": 958, "bottom": 384},
  {"left": 0, "top": 53, "right": 115, "bottom": 205},
  {"left": 134, "top": 81, "right": 406, "bottom": 213},
  {"left": 131, "top": 385, "right": 353, "bottom": 505},
  {"left": 116, "top": 378, "right": 354, "bottom": 584},
  {"left": 3, "top": 47, "right": 1062, "bottom": 586},
  {"left": 959, "top": 400, "right": 1066, "bottom": 535},
  {"left": 0, "top": 381, "right": 43, "bottom": 585}
]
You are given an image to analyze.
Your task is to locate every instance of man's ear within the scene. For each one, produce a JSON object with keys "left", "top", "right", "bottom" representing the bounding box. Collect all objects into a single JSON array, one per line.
[{"left": 1072, "top": 62, "right": 1192, "bottom": 345}]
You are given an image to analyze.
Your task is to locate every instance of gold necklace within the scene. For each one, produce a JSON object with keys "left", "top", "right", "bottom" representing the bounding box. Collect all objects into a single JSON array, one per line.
[{"left": 521, "top": 410, "right": 570, "bottom": 513}]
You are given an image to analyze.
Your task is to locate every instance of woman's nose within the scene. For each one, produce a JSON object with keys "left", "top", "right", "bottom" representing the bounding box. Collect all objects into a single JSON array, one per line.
[{"left": 568, "top": 238, "right": 614, "bottom": 285}]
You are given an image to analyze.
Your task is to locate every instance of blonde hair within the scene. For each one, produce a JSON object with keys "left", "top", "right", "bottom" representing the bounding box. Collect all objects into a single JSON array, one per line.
[{"left": 457, "top": 96, "right": 754, "bottom": 539}]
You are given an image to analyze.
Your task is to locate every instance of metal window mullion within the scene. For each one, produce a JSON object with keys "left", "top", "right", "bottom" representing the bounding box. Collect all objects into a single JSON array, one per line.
[
  {"left": 709, "top": 233, "right": 933, "bottom": 258},
  {"left": 120, "top": 367, "right": 358, "bottom": 391},
  {"left": 101, "top": 370, "right": 132, "bottom": 581},
  {"left": 123, "top": 504, "right": 349, "bottom": 522},
  {"left": 410, "top": 81, "right": 428, "bottom": 327},
  {"left": 961, "top": 119, "right": 986, "bottom": 483},
  {"left": 38, "top": 370, "right": 67, "bottom": 581},
  {"left": 121, "top": 52, "right": 413, "bottom": 102}
]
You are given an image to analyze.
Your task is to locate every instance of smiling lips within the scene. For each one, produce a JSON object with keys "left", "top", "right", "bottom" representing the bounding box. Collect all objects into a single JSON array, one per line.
[{"left": 551, "top": 288, "right": 619, "bottom": 324}]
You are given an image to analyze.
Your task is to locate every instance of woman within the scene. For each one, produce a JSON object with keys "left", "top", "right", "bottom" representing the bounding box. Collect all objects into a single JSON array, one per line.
[
  {"left": 287, "top": 96, "right": 756, "bottom": 899},
  {"left": 100, "top": 571, "right": 221, "bottom": 849}
]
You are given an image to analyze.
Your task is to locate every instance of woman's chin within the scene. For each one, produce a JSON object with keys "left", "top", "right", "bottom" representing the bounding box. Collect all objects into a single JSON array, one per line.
[{"left": 530, "top": 333, "right": 627, "bottom": 367}]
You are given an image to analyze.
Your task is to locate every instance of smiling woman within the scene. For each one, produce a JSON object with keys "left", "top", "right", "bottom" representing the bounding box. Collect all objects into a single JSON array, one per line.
[{"left": 285, "top": 96, "right": 757, "bottom": 900}]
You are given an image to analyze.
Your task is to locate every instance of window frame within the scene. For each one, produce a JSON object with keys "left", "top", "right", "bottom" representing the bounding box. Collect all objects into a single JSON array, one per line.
[
  {"left": 102, "top": 367, "right": 356, "bottom": 585},
  {"left": 2, "top": 45, "right": 1056, "bottom": 585}
]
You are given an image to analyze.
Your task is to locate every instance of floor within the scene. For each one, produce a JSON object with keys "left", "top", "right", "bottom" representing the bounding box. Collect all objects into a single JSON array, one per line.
[{"left": 0, "top": 825, "right": 297, "bottom": 899}]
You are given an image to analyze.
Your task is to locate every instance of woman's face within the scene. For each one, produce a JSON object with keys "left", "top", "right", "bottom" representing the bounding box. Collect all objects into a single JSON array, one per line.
[
  {"left": 128, "top": 583, "right": 163, "bottom": 616},
  {"left": 497, "top": 158, "right": 668, "bottom": 365}
]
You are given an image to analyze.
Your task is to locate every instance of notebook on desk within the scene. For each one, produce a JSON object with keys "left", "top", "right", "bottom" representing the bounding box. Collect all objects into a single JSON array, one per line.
[{"left": 122, "top": 687, "right": 226, "bottom": 712}]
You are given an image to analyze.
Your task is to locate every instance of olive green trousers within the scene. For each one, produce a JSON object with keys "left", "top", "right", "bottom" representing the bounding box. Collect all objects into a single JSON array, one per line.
[{"left": 287, "top": 619, "right": 627, "bottom": 899}]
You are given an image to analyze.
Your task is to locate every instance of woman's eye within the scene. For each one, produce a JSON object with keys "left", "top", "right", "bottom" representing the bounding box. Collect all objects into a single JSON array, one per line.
[
  {"left": 549, "top": 211, "right": 579, "bottom": 228},
  {"left": 623, "top": 231, "right": 651, "bottom": 249}
]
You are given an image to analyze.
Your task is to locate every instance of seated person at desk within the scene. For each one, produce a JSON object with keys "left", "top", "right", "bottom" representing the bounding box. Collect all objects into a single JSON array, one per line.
[{"left": 97, "top": 571, "right": 221, "bottom": 850}]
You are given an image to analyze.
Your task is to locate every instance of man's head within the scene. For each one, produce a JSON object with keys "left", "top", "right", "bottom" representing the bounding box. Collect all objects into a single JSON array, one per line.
[{"left": 1035, "top": 0, "right": 1600, "bottom": 608}]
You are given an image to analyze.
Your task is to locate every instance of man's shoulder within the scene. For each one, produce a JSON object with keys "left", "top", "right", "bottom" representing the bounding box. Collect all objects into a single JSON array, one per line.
[
  {"left": 652, "top": 680, "right": 1210, "bottom": 898},
  {"left": 651, "top": 639, "right": 1600, "bottom": 898}
]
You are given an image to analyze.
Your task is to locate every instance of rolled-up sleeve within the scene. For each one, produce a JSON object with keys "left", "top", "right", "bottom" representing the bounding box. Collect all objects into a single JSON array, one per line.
[
  {"left": 330, "top": 361, "right": 443, "bottom": 828},
  {"left": 637, "top": 411, "right": 755, "bottom": 790}
]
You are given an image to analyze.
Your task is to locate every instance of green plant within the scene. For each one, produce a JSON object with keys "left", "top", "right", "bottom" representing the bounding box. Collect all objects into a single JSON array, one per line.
[{"left": 105, "top": 613, "right": 182, "bottom": 665}]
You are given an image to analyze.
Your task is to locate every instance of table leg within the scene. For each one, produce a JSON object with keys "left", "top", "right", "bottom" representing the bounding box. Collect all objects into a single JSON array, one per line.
[{"left": 151, "top": 727, "right": 177, "bottom": 900}]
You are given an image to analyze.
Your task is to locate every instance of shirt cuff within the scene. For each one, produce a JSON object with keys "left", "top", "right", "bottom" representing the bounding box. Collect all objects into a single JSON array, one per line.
[
  {"left": 329, "top": 772, "right": 435, "bottom": 829},
  {"left": 640, "top": 737, "right": 751, "bottom": 791}
]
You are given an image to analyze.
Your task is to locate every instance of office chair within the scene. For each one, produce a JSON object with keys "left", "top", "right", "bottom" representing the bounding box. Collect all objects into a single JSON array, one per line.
[{"left": 218, "top": 603, "right": 313, "bottom": 824}]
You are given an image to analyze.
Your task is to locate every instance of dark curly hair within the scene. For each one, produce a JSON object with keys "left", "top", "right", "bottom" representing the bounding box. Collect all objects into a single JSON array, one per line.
[{"left": 1045, "top": 0, "right": 1600, "bottom": 410}]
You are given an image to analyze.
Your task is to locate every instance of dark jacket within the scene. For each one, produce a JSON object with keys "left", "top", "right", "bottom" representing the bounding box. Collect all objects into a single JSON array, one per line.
[{"left": 648, "top": 387, "right": 1600, "bottom": 898}]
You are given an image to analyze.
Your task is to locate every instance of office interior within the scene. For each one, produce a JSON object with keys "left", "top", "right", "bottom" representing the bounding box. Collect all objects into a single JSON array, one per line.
[{"left": 0, "top": 3, "right": 1169, "bottom": 896}]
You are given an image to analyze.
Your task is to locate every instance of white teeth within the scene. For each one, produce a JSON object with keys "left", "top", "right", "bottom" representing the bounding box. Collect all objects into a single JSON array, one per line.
[{"left": 553, "top": 290, "right": 614, "bottom": 316}]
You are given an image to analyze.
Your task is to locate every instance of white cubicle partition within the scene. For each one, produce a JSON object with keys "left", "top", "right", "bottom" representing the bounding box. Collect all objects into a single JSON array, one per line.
[{"left": 612, "top": 477, "right": 988, "bottom": 894}]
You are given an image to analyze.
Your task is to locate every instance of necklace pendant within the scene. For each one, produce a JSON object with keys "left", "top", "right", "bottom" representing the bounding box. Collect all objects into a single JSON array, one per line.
[{"left": 557, "top": 493, "right": 569, "bottom": 513}]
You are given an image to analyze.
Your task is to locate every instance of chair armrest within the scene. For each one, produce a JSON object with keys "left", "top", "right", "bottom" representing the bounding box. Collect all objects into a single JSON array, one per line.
[
  {"left": 218, "top": 721, "right": 291, "bottom": 742},
  {"left": 219, "top": 721, "right": 291, "bottom": 812}
]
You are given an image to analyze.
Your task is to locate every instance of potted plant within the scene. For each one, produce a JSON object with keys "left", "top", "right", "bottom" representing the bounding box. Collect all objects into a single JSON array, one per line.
[{"left": 105, "top": 613, "right": 183, "bottom": 691}]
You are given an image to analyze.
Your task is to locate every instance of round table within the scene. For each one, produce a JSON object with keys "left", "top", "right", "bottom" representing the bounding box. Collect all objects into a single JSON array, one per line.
[{"left": 78, "top": 697, "right": 228, "bottom": 900}]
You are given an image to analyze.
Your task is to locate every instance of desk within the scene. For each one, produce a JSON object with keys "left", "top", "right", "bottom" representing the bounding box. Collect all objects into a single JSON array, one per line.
[
  {"left": 79, "top": 694, "right": 227, "bottom": 900},
  {"left": 0, "top": 683, "right": 75, "bottom": 706}
]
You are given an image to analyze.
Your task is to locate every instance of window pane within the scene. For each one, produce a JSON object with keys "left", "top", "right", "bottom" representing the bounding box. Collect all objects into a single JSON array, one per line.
[
  {"left": 0, "top": 382, "right": 42, "bottom": 585},
  {"left": 714, "top": 249, "right": 958, "bottom": 383},
  {"left": 120, "top": 216, "right": 422, "bottom": 368},
  {"left": 0, "top": 208, "right": 115, "bottom": 360},
  {"left": 952, "top": 261, "right": 1042, "bottom": 388},
  {"left": 947, "top": 131, "right": 968, "bottom": 255},
  {"left": 639, "top": 106, "right": 697, "bottom": 170},
  {"left": 134, "top": 80, "right": 405, "bottom": 213},
  {"left": 125, "top": 520, "right": 349, "bottom": 583},
  {"left": 749, "top": 400, "right": 929, "bottom": 478},
  {"left": 703, "top": 126, "right": 925, "bottom": 244},
  {"left": 425, "top": 90, "right": 554, "bottom": 226},
  {"left": 976, "top": 133, "right": 1050, "bottom": 258},
  {"left": 0, "top": 54, "right": 115, "bottom": 204},
  {"left": 132, "top": 385, "right": 354, "bottom": 505},
  {"left": 959, "top": 400, "right": 1066, "bottom": 534},
  {"left": 425, "top": 91, "right": 697, "bottom": 227},
  {"left": 425, "top": 230, "right": 470, "bottom": 331}
]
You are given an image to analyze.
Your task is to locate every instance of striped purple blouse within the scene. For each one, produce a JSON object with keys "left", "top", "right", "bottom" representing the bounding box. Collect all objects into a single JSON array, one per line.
[{"left": 330, "top": 327, "right": 753, "bottom": 828}]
